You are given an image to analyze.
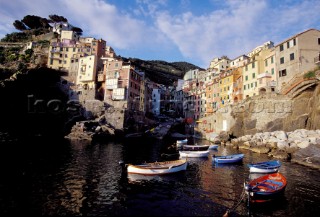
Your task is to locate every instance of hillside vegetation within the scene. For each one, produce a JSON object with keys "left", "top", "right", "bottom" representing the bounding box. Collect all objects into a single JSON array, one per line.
[{"left": 123, "top": 57, "right": 204, "bottom": 85}]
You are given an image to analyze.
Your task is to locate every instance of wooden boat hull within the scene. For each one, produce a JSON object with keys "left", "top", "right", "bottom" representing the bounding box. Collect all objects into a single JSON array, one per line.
[
  {"left": 248, "top": 160, "right": 281, "bottom": 173},
  {"left": 179, "top": 150, "right": 209, "bottom": 158},
  {"left": 213, "top": 154, "right": 244, "bottom": 164},
  {"left": 245, "top": 172, "right": 287, "bottom": 203},
  {"left": 127, "top": 159, "right": 187, "bottom": 175}
]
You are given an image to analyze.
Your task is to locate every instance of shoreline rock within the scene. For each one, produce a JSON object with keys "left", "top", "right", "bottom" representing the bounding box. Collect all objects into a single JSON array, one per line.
[{"left": 226, "top": 129, "right": 320, "bottom": 169}]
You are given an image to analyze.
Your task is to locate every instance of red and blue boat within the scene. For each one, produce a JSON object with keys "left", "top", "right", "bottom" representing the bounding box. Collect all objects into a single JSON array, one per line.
[{"left": 245, "top": 172, "right": 287, "bottom": 203}]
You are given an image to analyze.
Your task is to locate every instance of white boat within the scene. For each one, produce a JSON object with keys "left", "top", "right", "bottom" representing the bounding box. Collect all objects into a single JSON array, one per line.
[
  {"left": 183, "top": 144, "right": 209, "bottom": 151},
  {"left": 247, "top": 160, "right": 281, "bottom": 173},
  {"left": 208, "top": 144, "right": 219, "bottom": 150},
  {"left": 126, "top": 159, "right": 187, "bottom": 175},
  {"left": 179, "top": 150, "right": 210, "bottom": 158}
]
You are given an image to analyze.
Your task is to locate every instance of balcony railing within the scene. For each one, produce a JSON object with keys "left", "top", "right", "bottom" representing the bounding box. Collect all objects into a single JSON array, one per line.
[{"left": 268, "top": 81, "right": 277, "bottom": 87}]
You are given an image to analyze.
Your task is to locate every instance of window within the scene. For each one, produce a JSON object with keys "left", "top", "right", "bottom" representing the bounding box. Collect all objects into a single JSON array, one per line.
[
  {"left": 252, "top": 62, "right": 255, "bottom": 68},
  {"left": 318, "top": 38, "right": 320, "bottom": 45},
  {"left": 287, "top": 42, "right": 290, "bottom": 49},
  {"left": 252, "top": 73, "right": 255, "bottom": 79},
  {"left": 293, "top": 38, "right": 296, "bottom": 46},
  {"left": 245, "top": 75, "right": 248, "bottom": 81},
  {"left": 265, "top": 59, "right": 268, "bottom": 67},
  {"left": 271, "top": 68, "right": 274, "bottom": 75},
  {"left": 279, "top": 69, "right": 287, "bottom": 77},
  {"left": 280, "top": 44, "right": 284, "bottom": 51},
  {"left": 290, "top": 53, "right": 295, "bottom": 61},
  {"left": 271, "top": 56, "right": 274, "bottom": 63},
  {"left": 251, "top": 83, "right": 253, "bottom": 88},
  {"left": 280, "top": 57, "right": 284, "bottom": 64},
  {"left": 245, "top": 65, "right": 248, "bottom": 71}
]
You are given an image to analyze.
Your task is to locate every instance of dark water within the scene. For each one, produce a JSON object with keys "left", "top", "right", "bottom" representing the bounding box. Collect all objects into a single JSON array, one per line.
[{"left": 0, "top": 137, "right": 319, "bottom": 216}]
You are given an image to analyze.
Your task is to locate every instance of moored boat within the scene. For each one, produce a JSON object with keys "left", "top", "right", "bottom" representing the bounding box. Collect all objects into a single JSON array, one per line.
[
  {"left": 212, "top": 153, "right": 244, "bottom": 164},
  {"left": 244, "top": 172, "right": 287, "bottom": 203},
  {"left": 125, "top": 159, "right": 188, "bottom": 175},
  {"left": 182, "top": 144, "right": 209, "bottom": 151},
  {"left": 179, "top": 150, "right": 210, "bottom": 158},
  {"left": 247, "top": 160, "right": 281, "bottom": 173}
]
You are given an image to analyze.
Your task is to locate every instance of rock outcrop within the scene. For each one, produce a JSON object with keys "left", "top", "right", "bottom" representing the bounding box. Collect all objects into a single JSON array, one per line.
[{"left": 228, "top": 129, "right": 320, "bottom": 169}]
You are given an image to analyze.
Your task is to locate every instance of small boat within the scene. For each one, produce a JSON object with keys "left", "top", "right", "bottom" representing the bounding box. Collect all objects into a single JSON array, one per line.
[
  {"left": 247, "top": 160, "right": 281, "bottom": 173},
  {"left": 125, "top": 159, "right": 187, "bottom": 175},
  {"left": 176, "top": 139, "right": 188, "bottom": 148},
  {"left": 213, "top": 153, "right": 244, "bottom": 164},
  {"left": 183, "top": 144, "right": 209, "bottom": 151},
  {"left": 208, "top": 144, "right": 219, "bottom": 150},
  {"left": 179, "top": 150, "right": 209, "bottom": 158},
  {"left": 244, "top": 172, "right": 287, "bottom": 203}
]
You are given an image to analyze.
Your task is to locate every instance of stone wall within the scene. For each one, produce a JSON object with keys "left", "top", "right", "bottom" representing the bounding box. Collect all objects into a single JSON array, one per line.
[{"left": 199, "top": 83, "right": 320, "bottom": 138}]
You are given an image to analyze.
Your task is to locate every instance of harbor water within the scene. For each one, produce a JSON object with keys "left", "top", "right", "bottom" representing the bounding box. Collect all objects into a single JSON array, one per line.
[{"left": 0, "top": 136, "right": 319, "bottom": 216}]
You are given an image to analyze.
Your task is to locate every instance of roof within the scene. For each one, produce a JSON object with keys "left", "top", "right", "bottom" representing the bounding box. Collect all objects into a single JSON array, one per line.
[{"left": 274, "top": 28, "right": 320, "bottom": 47}]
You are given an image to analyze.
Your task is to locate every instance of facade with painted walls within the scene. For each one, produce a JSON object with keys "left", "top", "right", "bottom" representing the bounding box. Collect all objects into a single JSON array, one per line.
[{"left": 275, "top": 29, "right": 320, "bottom": 92}]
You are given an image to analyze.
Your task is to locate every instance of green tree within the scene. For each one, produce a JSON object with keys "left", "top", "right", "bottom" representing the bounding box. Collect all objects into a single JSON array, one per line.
[
  {"left": 21, "top": 15, "right": 44, "bottom": 29},
  {"left": 49, "top": 14, "right": 68, "bottom": 23},
  {"left": 13, "top": 20, "right": 27, "bottom": 31},
  {"left": 71, "top": 26, "right": 83, "bottom": 36}
]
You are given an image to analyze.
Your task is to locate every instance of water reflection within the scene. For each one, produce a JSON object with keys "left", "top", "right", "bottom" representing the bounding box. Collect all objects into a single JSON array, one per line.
[{"left": 0, "top": 137, "right": 320, "bottom": 216}]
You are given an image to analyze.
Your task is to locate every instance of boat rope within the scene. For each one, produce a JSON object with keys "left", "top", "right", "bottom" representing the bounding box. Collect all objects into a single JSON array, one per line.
[{"left": 223, "top": 185, "right": 246, "bottom": 217}]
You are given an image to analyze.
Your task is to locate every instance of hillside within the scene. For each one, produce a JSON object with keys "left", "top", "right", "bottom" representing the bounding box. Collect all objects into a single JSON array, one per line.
[{"left": 122, "top": 57, "right": 204, "bottom": 85}]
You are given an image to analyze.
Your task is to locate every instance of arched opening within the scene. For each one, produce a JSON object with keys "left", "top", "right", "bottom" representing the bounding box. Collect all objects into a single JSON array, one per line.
[{"left": 259, "top": 88, "right": 267, "bottom": 95}]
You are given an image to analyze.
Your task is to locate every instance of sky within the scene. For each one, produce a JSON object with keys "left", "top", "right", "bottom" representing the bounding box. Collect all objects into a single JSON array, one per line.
[{"left": 1, "top": 0, "right": 320, "bottom": 68}]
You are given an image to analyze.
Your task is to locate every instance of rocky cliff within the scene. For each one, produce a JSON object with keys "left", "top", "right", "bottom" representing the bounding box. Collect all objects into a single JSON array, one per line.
[{"left": 229, "top": 81, "right": 320, "bottom": 137}]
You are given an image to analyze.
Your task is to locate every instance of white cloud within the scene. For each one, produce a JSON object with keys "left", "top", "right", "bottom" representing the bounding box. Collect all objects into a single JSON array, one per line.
[{"left": 154, "top": 0, "right": 320, "bottom": 67}]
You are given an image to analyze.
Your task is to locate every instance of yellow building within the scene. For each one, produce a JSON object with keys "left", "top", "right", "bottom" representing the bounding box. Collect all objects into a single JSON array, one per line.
[
  {"left": 243, "top": 41, "right": 274, "bottom": 98},
  {"left": 219, "top": 70, "right": 234, "bottom": 106}
]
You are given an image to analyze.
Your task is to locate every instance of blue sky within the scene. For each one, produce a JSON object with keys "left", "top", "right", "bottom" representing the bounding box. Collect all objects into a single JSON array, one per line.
[{"left": 1, "top": 0, "right": 320, "bottom": 68}]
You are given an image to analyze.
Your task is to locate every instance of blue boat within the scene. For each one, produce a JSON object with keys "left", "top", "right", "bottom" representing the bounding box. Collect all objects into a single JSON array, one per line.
[
  {"left": 247, "top": 160, "right": 281, "bottom": 173},
  {"left": 212, "top": 153, "right": 244, "bottom": 164}
]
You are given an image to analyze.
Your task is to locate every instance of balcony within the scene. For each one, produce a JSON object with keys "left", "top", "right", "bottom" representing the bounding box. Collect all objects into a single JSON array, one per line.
[
  {"left": 112, "top": 88, "right": 125, "bottom": 100},
  {"left": 257, "top": 72, "right": 272, "bottom": 79},
  {"left": 268, "top": 81, "right": 277, "bottom": 87},
  {"left": 106, "top": 78, "right": 118, "bottom": 89}
]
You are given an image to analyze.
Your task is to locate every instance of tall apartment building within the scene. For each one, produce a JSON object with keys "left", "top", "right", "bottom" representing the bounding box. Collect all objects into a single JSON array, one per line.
[
  {"left": 275, "top": 28, "right": 320, "bottom": 91},
  {"left": 208, "top": 56, "right": 230, "bottom": 73},
  {"left": 243, "top": 41, "right": 274, "bottom": 98}
]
